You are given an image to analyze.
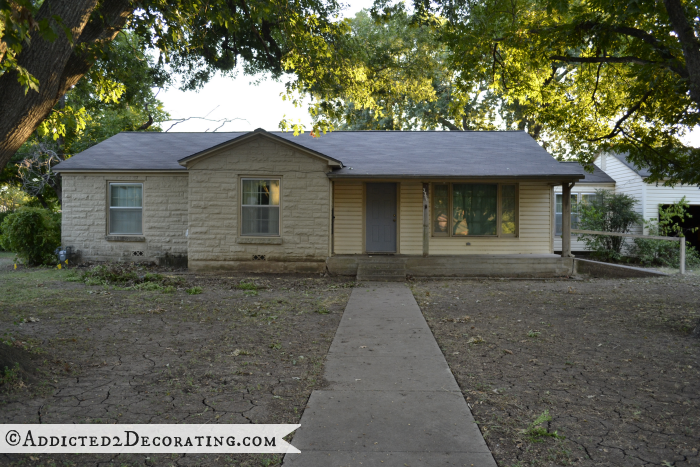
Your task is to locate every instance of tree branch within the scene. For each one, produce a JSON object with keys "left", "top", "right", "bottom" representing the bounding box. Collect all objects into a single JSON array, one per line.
[{"left": 587, "top": 89, "right": 654, "bottom": 142}]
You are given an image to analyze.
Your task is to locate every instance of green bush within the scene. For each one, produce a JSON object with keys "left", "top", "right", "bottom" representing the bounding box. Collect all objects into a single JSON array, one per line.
[
  {"left": 0, "top": 207, "right": 61, "bottom": 265},
  {"left": 630, "top": 198, "right": 700, "bottom": 268},
  {"left": 577, "top": 190, "right": 642, "bottom": 261}
]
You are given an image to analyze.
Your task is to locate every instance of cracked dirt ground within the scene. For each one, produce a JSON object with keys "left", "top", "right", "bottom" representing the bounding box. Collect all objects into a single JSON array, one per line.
[
  {"left": 412, "top": 276, "right": 700, "bottom": 467},
  {"left": 0, "top": 264, "right": 353, "bottom": 466}
]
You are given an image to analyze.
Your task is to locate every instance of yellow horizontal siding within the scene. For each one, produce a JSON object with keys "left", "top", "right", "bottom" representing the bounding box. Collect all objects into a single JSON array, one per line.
[
  {"left": 400, "top": 182, "right": 423, "bottom": 254},
  {"left": 429, "top": 182, "right": 552, "bottom": 254},
  {"left": 333, "top": 181, "right": 363, "bottom": 254}
]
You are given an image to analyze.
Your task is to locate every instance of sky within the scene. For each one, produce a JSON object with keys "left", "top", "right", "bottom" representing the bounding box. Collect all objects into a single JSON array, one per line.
[{"left": 157, "top": 0, "right": 376, "bottom": 134}]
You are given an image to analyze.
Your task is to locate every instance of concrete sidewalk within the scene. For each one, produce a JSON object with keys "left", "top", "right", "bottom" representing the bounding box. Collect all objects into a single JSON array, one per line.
[{"left": 283, "top": 283, "right": 497, "bottom": 466}]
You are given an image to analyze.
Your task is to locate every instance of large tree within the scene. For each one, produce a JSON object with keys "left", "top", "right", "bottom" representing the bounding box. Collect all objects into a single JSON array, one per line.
[
  {"left": 299, "top": 7, "right": 557, "bottom": 147},
  {"left": 399, "top": 0, "right": 700, "bottom": 185},
  {"left": 3, "top": 31, "right": 170, "bottom": 208},
  {"left": 0, "top": 0, "right": 344, "bottom": 172}
]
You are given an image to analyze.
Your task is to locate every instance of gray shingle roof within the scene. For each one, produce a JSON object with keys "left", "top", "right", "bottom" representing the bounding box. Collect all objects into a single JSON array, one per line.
[
  {"left": 611, "top": 152, "right": 652, "bottom": 177},
  {"left": 54, "top": 129, "right": 584, "bottom": 180},
  {"left": 560, "top": 162, "right": 615, "bottom": 184}
]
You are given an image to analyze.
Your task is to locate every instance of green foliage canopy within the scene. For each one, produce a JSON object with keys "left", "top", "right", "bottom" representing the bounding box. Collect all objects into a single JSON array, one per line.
[{"left": 402, "top": 0, "right": 700, "bottom": 185}]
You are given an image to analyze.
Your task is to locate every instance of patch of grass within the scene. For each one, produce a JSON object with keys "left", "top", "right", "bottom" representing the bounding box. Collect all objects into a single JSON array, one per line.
[
  {"left": 236, "top": 281, "right": 258, "bottom": 291},
  {"left": 316, "top": 307, "right": 330, "bottom": 314},
  {"left": 186, "top": 286, "right": 203, "bottom": 295},
  {"left": 0, "top": 363, "right": 24, "bottom": 393},
  {"left": 527, "top": 330, "right": 541, "bottom": 338},
  {"left": 269, "top": 342, "right": 282, "bottom": 350},
  {"left": 523, "top": 411, "right": 564, "bottom": 443}
]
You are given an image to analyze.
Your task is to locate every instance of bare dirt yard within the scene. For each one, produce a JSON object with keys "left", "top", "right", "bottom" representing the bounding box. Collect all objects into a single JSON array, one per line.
[
  {"left": 0, "top": 257, "right": 353, "bottom": 467},
  {"left": 411, "top": 275, "right": 700, "bottom": 467}
]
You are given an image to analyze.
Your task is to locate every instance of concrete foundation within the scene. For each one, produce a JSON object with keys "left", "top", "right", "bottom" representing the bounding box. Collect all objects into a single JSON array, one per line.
[
  {"left": 187, "top": 259, "right": 326, "bottom": 273},
  {"left": 327, "top": 254, "right": 574, "bottom": 278},
  {"left": 574, "top": 258, "right": 668, "bottom": 278}
]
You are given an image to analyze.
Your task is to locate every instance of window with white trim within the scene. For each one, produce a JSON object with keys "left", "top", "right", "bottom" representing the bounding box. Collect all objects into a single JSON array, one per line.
[
  {"left": 555, "top": 192, "right": 597, "bottom": 235},
  {"left": 109, "top": 183, "right": 143, "bottom": 234},
  {"left": 432, "top": 183, "right": 517, "bottom": 237},
  {"left": 241, "top": 179, "right": 280, "bottom": 236}
]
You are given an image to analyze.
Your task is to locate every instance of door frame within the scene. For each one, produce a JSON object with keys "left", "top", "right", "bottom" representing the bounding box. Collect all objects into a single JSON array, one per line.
[{"left": 363, "top": 181, "right": 400, "bottom": 254}]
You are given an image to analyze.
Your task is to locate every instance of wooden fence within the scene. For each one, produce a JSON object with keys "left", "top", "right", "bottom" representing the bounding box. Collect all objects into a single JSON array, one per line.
[{"left": 571, "top": 229, "right": 686, "bottom": 275}]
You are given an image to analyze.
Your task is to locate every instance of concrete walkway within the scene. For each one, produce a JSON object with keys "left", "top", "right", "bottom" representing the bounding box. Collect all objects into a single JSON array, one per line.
[{"left": 283, "top": 283, "right": 497, "bottom": 466}]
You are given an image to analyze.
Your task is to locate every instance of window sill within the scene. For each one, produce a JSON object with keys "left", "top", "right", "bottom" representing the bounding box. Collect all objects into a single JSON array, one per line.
[
  {"left": 105, "top": 235, "right": 146, "bottom": 242},
  {"left": 236, "top": 237, "right": 283, "bottom": 245}
]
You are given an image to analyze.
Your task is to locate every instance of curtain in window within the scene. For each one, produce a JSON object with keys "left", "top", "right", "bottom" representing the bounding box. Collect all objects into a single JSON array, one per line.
[
  {"left": 432, "top": 184, "right": 449, "bottom": 234},
  {"left": 241, "top": 180, "right": 280, "bottom": 236},
  {"left": 452, "top": 184, "right": 497, "bottom": 236},
  {"left": 110, "top": 184, "right": 142, "bottom": 234},
  {"left": 501, "top": 185, "right": 516, "bottom": 234}
]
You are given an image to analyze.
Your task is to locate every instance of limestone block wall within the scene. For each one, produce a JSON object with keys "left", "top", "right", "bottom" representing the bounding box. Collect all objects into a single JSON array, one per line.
[
  {"left": 186, "top": 136, "right": 331, "bottom": 272},
  {"left": 61, "top": 173, "right": 189, "bottom": 262}
]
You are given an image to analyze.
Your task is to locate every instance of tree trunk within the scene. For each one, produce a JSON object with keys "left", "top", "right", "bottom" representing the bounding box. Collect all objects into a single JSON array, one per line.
[
  {"left": 664, "top": 0, "right": 700, "bottom": 109},
  {"left": 0, "top": 0, "right": 132, "bottom": 173}
]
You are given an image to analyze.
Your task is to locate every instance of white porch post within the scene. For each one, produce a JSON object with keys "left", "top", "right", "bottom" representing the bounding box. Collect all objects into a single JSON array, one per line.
[{"left": 561, "top": 182, "right": 573, "bottom": 258}]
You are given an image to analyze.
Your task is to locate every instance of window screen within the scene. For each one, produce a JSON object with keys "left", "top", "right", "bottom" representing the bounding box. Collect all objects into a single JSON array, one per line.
[
  {"left": 452, "top": 184, "right": 498, "bottom": 236},
  {"left": 501, "top": 184, "right": 517, "bottom": 235},
  {"left": 241, "top": 179, "right": 280, "bottom": 236},
  {"left": 109, "top": 183, "right": 142, "bottom": 234},
  {"left": 432, "top": 184, "right": 449, "bottom": 235}
]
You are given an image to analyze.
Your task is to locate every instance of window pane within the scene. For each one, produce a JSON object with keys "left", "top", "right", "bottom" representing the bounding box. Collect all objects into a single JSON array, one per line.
[
  {"left": 243, "top": 179, "right": 279, "bottom": 206},
  {"left": 452, "top": 184, "right": 497, "bottom": 236},
  {"left": 501, "top": 185, "right": 516, "bottom": 235},
  {"left": 110, "top": 209, "right": 142, "bottom": 234},
  {"left": 111, "top": 185, "right": 142, "bottom": 207},
  {"left": 555, "top": 213, "right": 563, "bottom": 236},
  {"left": 555, "top": 193, "right": 577, "bottom": 235},
  {"left": 432, "top": 184, "right": 449, "bottom": 234},
  {"left": 242, "top": 206, "right": 280, "bottom": 235},
  {"left": 555, "top": 194, "right": 562, "bottom": 214}
]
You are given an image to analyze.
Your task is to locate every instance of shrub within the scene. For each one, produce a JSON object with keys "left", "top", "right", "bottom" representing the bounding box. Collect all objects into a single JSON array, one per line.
[
  {"left": 0, "top": 207, "right": 61, "bottom": 265},
  {"left": 630, "top": 198, "right": 700, "bottom": 268},
  {"left": 577, "top": 190, "right": 642, "bottom": 261}
]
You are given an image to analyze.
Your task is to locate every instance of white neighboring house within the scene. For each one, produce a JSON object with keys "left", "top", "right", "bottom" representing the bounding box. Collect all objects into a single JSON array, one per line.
[
  {"left": 553, "top": 162, "right": 616, "bottom": 253},
  {"left": 594, "top": 152, "right": 700, "bottom": 252}
]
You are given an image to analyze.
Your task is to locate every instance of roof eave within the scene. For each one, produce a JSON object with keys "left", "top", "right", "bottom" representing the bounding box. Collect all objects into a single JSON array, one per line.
[
  {"left": 326, "top": 173, "right": 585, "bottom": 181},
  {"left": 53, "top": 168, "right": 187, "bottom": 173}
]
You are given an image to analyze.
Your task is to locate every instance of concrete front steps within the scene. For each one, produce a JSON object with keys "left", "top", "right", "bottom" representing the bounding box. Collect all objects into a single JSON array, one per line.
[{"left": 356, "top": 257, "right": 406, "bottom": 282}]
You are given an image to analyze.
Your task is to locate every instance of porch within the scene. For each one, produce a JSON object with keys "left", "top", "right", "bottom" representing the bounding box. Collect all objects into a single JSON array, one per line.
[{"left": 327, "top": 254, "right": 575, "bottom": 279}]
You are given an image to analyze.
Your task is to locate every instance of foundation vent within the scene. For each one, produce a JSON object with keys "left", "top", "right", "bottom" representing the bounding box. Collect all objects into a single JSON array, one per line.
[
  {"left": 132, "top": 251, "right": 145, "bottom": 257},
  {"left": 252, "top": 255, "right": 266, "bottom": 261}
]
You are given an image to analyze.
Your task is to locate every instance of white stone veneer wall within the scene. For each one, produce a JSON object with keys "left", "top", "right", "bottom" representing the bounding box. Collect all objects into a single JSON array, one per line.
[
  {"left": 186, "top": 136, "right": 330, "bottom": 272},
  {"left": 60, "top": 173, "right": 189, "bottom": 262}
]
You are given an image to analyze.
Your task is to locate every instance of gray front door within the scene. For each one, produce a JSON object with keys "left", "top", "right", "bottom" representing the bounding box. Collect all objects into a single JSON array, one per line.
[{"left": 366, "top": 183, "right": 397, "bottom": 253}]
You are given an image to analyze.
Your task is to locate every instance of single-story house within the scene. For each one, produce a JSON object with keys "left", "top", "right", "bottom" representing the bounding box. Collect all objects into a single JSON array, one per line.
[
  {"left": 53, "top": 129, "right": 586, "bottom": 278},
  {"left": 595, "top": 152, "right": 700, "bottom": 250}
]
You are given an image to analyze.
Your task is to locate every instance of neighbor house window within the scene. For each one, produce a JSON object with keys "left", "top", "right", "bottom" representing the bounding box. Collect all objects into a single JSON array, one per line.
[
  {"left": 109, "top": 183, "right": 143, "bottom": 234},
  {"left": 432, "top": 183, "right": 517, "bottom": 237},
  {"left": 241, "top": 179, "right": 280, "bottom": 236},
  {"left": 555, "top": 193, "right": 596, "bottom": 235}
]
